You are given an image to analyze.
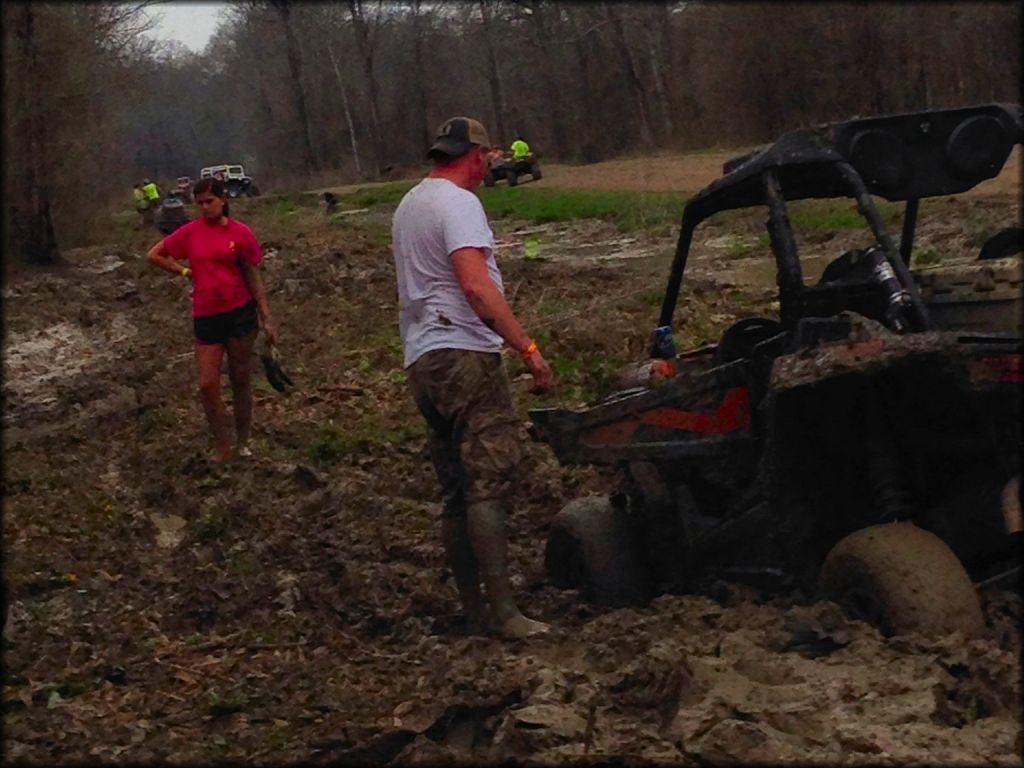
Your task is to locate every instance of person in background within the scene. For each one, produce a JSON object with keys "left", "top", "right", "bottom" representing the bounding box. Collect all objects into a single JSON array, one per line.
[
  {"left": 134, "top": 182, "right": 152, "bottom": 228},
  {"left": 510, "top": 135, "right": 531, "bottom": 161},
  {"left": 392, "top": 116, "right": 554, "bottom": 639},
  {"left": 146, "top": 177, "right": 276, "bottom": 463},
  {"left": 487, "top": 146, "right": 506, "bottom": 166},
  {"left": 142, "top": 178, "right": 162, "bottom": 208}
]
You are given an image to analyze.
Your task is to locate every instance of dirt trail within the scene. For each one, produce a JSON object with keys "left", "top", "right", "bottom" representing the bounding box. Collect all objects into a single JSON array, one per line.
[
  {"left": 2, "top": 149, "right": 1021, "bottom": 765},
  {"left": 318, "top": 145, "right": 1021, "bottom": 200}
]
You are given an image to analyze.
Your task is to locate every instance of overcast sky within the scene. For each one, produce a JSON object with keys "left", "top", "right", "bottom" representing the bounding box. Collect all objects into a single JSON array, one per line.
[{"left": 144, "top": 1, "right": 227, "bottom": 53}]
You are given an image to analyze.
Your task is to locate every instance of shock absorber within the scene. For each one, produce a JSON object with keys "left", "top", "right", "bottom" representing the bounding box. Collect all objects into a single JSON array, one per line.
[{"left": 863, "top": 396, "right": 914, "bottom": 523}]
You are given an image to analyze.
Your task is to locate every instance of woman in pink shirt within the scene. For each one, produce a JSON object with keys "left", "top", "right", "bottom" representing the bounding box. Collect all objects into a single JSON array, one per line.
[{"left": 147, "top": 177, "right": 276, "bottom": 463}]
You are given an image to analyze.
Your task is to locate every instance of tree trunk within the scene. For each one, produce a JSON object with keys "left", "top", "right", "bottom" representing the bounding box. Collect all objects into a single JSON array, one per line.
[
  {"left": 327, "top": 42, "right": 363, "bottom": 178},
  {"left": 566, "top": 7, "right": 600, "bottom": 162},
  {"left": 243, "top": 14, "right": 277, "bottom": 133},
  {"left": 479, "top": 0, "right": 508, "bottom": 145},
  {"left": 529, "top": 2, "right": 569, "bottom": 158},
  {"left": 605, "top": 5, "right": 654, "bottom": 148},
  {"left": 12, "top": 2, "right": 60, "bottom": 265},
  {"left": 410, "top": 0, "right": 430, "bottom": 157},
  {"left": 272, "top": 0, "right": 317, "bottom": 174},
  {"left": 646, "top": 26, "right": 674, "bottom": 142},
  {"left": 349, "top": 0, "right": 385, "bottom": 175}
]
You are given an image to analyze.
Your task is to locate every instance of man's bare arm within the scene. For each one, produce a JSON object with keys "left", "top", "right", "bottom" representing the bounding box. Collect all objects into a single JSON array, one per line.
[{"left": 452, "top": 247, "right": 552, "bottom": 391}]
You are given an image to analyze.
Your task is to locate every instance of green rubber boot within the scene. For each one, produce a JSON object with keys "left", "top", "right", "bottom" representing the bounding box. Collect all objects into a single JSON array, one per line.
[
  {"left": 441, "top": 516, "right": 488, "bottom": 634},
  {"left": 466, "top": 500, "right": 549, "bottom": 639}
]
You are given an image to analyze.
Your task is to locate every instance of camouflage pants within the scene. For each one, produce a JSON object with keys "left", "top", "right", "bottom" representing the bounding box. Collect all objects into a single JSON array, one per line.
[{"left": 407, "top": 348, "right": 523, "bottom": 516}]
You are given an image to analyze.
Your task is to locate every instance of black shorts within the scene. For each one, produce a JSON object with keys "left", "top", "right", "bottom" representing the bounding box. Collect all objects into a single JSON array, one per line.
[{"left": 193, "top": 300, "right": 258, "bottom": 345}]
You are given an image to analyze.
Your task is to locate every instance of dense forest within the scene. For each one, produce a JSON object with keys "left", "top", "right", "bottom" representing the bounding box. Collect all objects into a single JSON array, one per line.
[{"left": 3, "top": 1, "right": 1020, "bottom": 260}]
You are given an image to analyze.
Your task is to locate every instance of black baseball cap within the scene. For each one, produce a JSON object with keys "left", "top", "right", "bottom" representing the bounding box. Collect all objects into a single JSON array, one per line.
[{"left": 427, "top": 117, "right": 491, "bottom": 160}]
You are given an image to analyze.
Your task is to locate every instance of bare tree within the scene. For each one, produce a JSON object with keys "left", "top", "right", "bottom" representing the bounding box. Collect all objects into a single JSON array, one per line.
[
  {"left": 409, "top": 0, "right": 431, "bottom": 154},
  {"left": 564, "top": 5, "right": 602, "bottom": 161},
  {"left": 269, "top": 0, "right": 318, "bottom": 174},
  {"left": 349, "top": 0, "right": 386, "bottom": 175},
  {"left": 644, "top": 4, "right": 674, "bottom": 142},
  {"left": 326, "top": 41, "right": 364, "bottom": 177},
  {"left": 7, "top": 3, "right": 60, "bottom": 264},
  {"left": 479, "top": 0, "right": 509, "bottom": 145},
  {"left": 604, "top": 3, "right": 654, "bottom": 148},
  {"left": 522, "top": 1, "right": 569, "bottom": 157}
]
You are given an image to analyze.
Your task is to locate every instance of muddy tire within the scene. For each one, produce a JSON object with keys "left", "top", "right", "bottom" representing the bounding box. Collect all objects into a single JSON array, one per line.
[
  {"left": 818, "top": 522, "right": 984, "bottom": 638},
  {"left": 545, "top": 496, "right": 650, "bottom": 607},
  {"left": 530, "top": 162, "right": 542, "bottom": 180},
  {"left": 484, "top": 171, "right": 496, "bottom": 187},
  {"left": 506, "top": 171, "right": 518, "bottom": 187}
]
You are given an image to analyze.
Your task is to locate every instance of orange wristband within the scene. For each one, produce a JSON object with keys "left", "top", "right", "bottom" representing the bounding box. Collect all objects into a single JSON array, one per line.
[{"left": 521, "top": 340, "right": 538, "bottom": 358}]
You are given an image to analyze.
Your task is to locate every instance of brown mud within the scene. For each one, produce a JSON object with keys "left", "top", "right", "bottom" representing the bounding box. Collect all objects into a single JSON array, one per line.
[{"left": 2, "top": 154, "right": 1021, "bottom": 764}]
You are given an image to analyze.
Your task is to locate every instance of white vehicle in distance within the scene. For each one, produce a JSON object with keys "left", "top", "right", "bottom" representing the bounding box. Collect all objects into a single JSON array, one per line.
[{"left": 199, "top": 164, "right": 261, "bottom": 197}]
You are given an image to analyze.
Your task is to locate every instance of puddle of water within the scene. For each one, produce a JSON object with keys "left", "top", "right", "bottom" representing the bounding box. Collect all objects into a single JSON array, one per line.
[
  {"left": 2, "top": 314, "right": 137, "bottom": 422},
  {"left": 81, "top": 254, "right": 126, "bottom": 275},
  {"left": 495, "top": 220, "right": 675, "bottom": 265}
]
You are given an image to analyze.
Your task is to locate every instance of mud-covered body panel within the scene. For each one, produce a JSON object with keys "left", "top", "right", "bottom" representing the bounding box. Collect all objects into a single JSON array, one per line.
[{"left": 531, "top": 103, "right": 1022, "bottom": 598}]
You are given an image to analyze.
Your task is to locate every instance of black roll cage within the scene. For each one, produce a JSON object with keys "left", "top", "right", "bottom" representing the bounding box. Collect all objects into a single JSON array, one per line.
[{"left": 653, "top": 103, "right": 1023, "bottom": 355}]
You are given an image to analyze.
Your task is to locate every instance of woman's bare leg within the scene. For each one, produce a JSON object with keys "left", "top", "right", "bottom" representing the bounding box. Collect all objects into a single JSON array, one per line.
[
  {"left": 225, "top": 331, "right": 257, "bottom": 454},
  {"left": 195, "top": 343, "right": 232, "bottom": 462}
]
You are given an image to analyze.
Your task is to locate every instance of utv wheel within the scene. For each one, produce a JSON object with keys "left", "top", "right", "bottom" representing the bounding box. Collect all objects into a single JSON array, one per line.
[
  {"left": 530, "top": 162, "right": 542, "bottom": 180},
  {"left": 484, "top": 172, "right": 496, "bottom": 187},
  {"left": 507, "top": 171, "right": 518, "bottom": 187},
  {"left": 545, "top": 496, "right": 650, "bottom": 607},
  {"left": 818, "top": 522, "right": 984, "bottom": 638},
  {"left": 247, "top": 184, "right": 261, "bottom": 197}
]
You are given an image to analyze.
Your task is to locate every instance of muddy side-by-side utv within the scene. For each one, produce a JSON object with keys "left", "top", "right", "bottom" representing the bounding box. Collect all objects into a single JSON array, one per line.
[{"left": 529, "top": 103, "right": 1022, "bottom": 638}]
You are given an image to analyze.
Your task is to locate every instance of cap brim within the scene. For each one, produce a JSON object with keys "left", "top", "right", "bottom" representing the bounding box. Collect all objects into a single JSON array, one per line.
[{"left": 427, "top": 137, "right": 476, "bottom": 160}]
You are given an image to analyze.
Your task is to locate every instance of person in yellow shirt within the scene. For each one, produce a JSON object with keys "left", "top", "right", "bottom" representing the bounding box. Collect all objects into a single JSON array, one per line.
[
  {"left": 133, "top": 183, "right": 151, "bottom": 228},
  {"left": 510, "top": 135, "right": 531, "bottom": 161},
  {"left": 142, "top": 178, "right": 161, "bottom": 206}
]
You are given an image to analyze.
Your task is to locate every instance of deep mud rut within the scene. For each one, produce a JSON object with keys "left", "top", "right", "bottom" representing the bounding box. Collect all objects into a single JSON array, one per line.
[{"left": 2, "top": 162, "right": 1021, "bottom": 764}]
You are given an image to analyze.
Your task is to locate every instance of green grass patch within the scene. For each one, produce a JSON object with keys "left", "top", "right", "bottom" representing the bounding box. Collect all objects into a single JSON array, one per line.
[
  {"left": 641, "top": 289, "right": 664, "bottom": 307},
  {"left": 725, "top": 237, "right": 755, "bottom": 259},
  {"left": 191, "top": 506, "right": 249, "bottom": 543},
  {"left": 548, "top": 355, "right": 580, "bottom": 380},
  {"left": 479, "top": 187, "right": 686, "bottom": 232},
  {"left": 271, "top": 196, "right": 297, "bottom": 217},
  {"left": 963, "top": 218, "right": 998, "bottom": 248},
  {"left": 309, "top": 420, "right": 426, "bottom": 464},
  {"left": 912, "top": 247, "right": 943, "bottom": 267},
  {"left": 340, "top": 182, "right": 417, "bottom": 208},
  {"left": 787, "top": 198, "right": 901, "bottom": 230}
]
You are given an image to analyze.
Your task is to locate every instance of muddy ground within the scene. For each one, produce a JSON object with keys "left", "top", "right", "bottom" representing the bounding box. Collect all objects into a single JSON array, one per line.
[{"left": 2, "top": 152, "right": 1021, "bottom": 765}]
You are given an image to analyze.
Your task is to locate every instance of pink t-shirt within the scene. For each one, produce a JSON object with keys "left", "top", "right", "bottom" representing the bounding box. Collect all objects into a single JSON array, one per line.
[{"left": 163, "top": 218, "right": 262, "bottom": 317}]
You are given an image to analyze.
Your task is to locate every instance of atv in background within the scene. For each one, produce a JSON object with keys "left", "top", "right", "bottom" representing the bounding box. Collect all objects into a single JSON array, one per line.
[
  {"left": 155, "top": 191, "right": 189, "bottom": 235},
  {"left": 530, "top": 103, "right": 1022, "bottom": 639},
  {"left": 485, "top": 151, "right": 542, "bottom": 187},
  {"left": 173, "top": 176, "right": 193, "bottom": 198},
  {"left": 200, "top": 164, "right": 261, "bottom": 198}
]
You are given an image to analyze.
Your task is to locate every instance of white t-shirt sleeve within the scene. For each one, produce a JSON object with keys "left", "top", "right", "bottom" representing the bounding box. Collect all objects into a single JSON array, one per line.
[{"left": 441, "top": 191, "right": 494, "bottom": 257}]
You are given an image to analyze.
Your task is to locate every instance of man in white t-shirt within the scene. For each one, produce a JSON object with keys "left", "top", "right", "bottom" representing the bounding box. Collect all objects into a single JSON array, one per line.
[{"left": 392, "top": 116, "right": 553, "bottom": 639}]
